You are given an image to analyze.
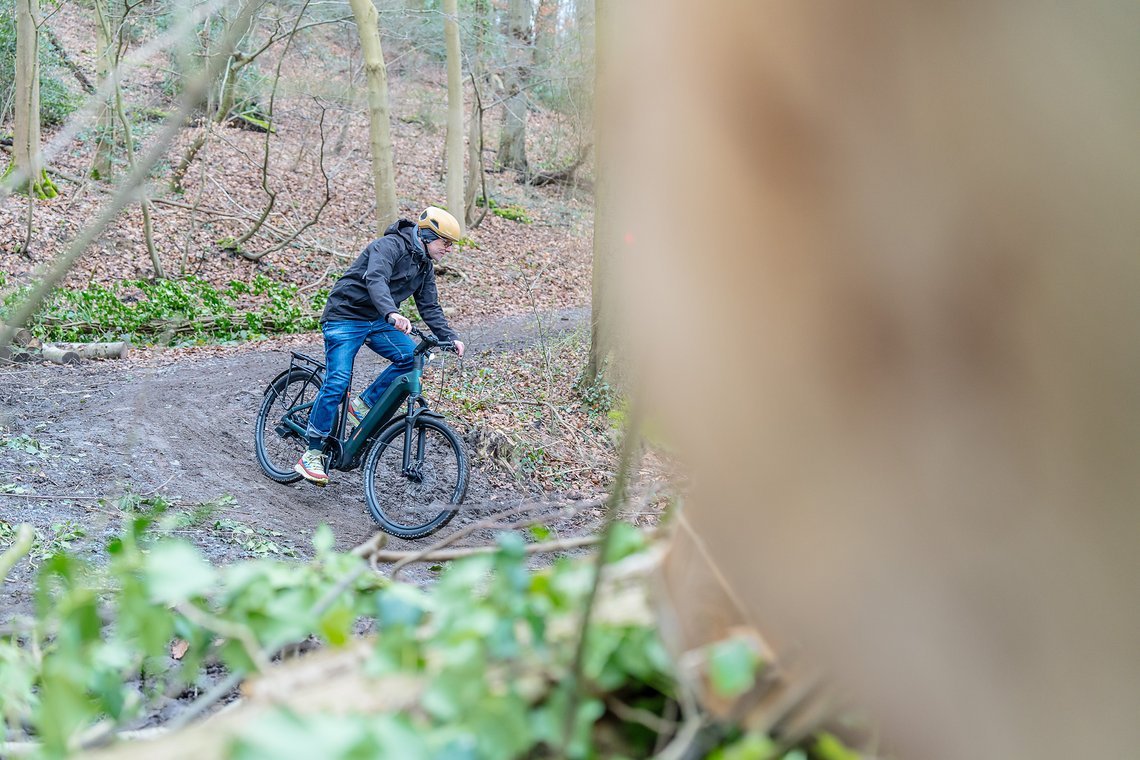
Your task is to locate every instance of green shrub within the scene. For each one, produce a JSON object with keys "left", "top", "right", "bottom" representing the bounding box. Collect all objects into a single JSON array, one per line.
[
  {"left": 475, "top": 196, "right": 533, "bottom": 224},
  {"left": 0, "top": 275, "right": 328, "bottom": 345}
]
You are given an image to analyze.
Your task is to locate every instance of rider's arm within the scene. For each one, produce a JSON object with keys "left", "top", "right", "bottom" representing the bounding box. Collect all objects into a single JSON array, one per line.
[
  {"left": 412, "top": 267, "right": 459, "bottom": 344},
  {"left": 363, "top": 238, "right": 401, "bottom": 319}
]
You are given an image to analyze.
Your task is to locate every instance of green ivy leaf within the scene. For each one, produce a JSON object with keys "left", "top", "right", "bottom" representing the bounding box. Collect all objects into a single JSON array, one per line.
[
  {"left": 528, "top": 524, "right": 553, "bottom": 541},
  {"left": 144, "top": 541, "right": 217, "bottom": 604}
]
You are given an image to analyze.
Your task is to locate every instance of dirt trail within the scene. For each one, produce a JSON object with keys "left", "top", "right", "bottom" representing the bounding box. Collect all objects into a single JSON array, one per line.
[{"left": 0, "top": 307, "right": 594, "bottom": 612}]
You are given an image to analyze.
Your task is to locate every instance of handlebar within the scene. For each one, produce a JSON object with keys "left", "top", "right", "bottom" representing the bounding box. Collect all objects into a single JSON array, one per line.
[{"left": 410, "top": 327, "right": 457, "bottom": 355}]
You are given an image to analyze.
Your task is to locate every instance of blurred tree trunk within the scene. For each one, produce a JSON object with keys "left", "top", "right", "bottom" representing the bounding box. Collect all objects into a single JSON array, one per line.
[
  {"left": 7, "top": 0, "right": 56, "bottom": 198},
  {"left": 498, "top": 0, "right": 532, "bottom": 176},
  {"left": 443, "top": 0, "right": 464, "bottom": 236},
  {"left": 348, "top": 0, "right": 399, "bottom": 231},
  {"left": 583, "top": 0, "right": 609, "bottom": 386}
]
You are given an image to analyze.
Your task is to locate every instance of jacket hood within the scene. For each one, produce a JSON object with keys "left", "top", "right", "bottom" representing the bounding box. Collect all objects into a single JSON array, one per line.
[{"left": 384, "top": 219, "right": 429, "bottom": 262}]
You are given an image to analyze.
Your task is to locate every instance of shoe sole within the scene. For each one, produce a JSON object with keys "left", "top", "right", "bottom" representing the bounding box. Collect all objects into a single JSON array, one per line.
[{"left": 294, "top": 462, "right": 329, "bottom": 486}]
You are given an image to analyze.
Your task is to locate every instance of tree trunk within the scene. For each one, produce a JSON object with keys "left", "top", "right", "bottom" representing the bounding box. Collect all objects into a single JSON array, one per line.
[
  {"left": 583, "top": 0, "right": 610, "bottom": 386},
  {"left": 349, "top": 0, "right": 399, "bottom": 231},
  {"left": 534, "top": 0, "right": 558, "bottom": 72},
  {"left": 443, "top": 0, "right": 464, "bottom": 236},
  {"left": 215, "top": 3, "right": 260, "bottom": 122},
  {"left": 464, "top": 0, "right": 490, "bottom": 227},
  {"left": 169, "top": 0, "right": 265, "bottom": 193},
  {"left": 8, "top": 0, "right": 56, "bottom": 199},
  {"left": 92, "top": 0, "right": 117, "bottom": 180},
  {"left": 497, "top": 0, "right": 532, "bottom": 176}
]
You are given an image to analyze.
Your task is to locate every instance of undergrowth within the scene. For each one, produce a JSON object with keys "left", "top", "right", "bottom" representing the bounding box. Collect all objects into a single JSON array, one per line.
[
  {"left": 428, "top": 329, "right": 624, "bottom": 493},
  {"left": 475, "top": 196, "right": 533, "bottom": 224},
  {"left": 0, "top": 273, "right": 328, "bottom": 345},
  {"left": 0, "top": 513, "right": 850, "bottom": 759}
]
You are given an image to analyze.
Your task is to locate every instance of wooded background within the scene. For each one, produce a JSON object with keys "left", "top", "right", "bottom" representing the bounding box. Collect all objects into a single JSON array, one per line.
[{"left": 2, "top": 1, "right": 1139, "bottom": 759}]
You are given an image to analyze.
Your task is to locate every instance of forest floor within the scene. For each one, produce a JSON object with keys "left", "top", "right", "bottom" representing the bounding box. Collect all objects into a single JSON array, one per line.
[
  {"left": 0, "top": 5, "right": 657, "bottom": 619},
  {"left": 0, "top": 304, "right": 669, "bottom": 618}
]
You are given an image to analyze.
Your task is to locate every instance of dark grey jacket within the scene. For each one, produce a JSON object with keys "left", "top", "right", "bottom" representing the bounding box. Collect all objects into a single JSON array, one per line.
[{"left": 321, "top": 220, "right": 458, "bottom": 342}]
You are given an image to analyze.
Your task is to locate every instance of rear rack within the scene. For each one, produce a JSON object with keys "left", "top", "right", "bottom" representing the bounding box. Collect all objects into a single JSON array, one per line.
[{"left": 289, "top": 351, "right": 326, "bottom": 373}]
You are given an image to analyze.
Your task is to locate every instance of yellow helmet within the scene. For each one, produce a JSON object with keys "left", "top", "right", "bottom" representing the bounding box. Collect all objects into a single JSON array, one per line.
[{"left": 417, "top": 206, "right": 462, "bottom": 243}]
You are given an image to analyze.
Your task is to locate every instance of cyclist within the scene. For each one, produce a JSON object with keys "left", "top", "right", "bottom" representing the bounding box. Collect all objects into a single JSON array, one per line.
[{"left": 295, "top": 206, "right": 466, "bottom": 485}]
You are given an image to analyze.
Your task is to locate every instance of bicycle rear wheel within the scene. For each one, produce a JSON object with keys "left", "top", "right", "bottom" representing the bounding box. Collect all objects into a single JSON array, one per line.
[
  {"left": 255, "top": 368, "right": 323, "bottom": 483},
  {"left": 363, "top": 416, "right": 467, "bottom": 539}
]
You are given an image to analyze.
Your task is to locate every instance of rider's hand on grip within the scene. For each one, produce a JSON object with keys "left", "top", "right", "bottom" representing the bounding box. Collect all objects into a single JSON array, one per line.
[{"left": 387, "top": 312, "right": 412, "bottom": 334}]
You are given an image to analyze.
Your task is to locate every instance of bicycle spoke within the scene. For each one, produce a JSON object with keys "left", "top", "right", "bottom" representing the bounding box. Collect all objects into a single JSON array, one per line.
[
  {"left": 255, "top": 370, "right": 321, "bottom": 482},
  {"left": 365, "top": 418, "right": 466, "bottom": 538}
]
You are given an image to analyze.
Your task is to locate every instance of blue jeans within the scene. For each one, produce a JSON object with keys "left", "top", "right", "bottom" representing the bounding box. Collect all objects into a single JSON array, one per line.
[{"left": 304, "top": 319, "right": 415, "bottom": 443}]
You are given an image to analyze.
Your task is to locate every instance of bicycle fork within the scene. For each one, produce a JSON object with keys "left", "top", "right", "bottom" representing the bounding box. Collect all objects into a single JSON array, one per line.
[{"left": 401, "top": 397, "right": 426, "bottom": 483}]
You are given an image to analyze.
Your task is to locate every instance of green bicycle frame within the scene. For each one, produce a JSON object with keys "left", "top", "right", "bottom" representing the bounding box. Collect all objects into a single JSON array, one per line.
[{"left": 278, "top": 348, "right": 438, "bottom": 472}]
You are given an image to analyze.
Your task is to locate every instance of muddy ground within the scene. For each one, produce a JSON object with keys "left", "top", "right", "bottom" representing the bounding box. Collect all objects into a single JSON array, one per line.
[{"left": 0, "top": 307, "right": 603, "bottom": 615}]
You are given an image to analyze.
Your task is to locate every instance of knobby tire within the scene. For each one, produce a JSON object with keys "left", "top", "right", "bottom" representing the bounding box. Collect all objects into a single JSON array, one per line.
[{"left": 363, "top": 416, "right": 467, "bottom": 539}]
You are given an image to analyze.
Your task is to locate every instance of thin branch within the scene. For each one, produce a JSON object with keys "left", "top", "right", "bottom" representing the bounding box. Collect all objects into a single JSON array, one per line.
[
  {"left": 42, "top": 26, "right": 95, "bottom": 94},
  {"left": 236, "top": 14, "right": 355, "bottom": 68},
  {"left": 228, "top": 0, "right": 315, "bottom": 249},
  {"left": 310, "top": 532, "right": 387, "bottom": 619},
  {"left": 175, "top": 603, "right": 269, "bottom": 670},
  {"left": 238, "top": 100, "right": 333, "bottom": 260},
  {"left": 466, "top": 67, "right": 490, "bottom": 228},
  {"left": 163, "top": 671, "right": 244, "bottom": 732}
]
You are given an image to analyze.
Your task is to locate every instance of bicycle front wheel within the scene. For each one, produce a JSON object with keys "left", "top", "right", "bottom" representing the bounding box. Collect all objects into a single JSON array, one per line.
[
  {"left": 363, "top": 416, "right": 467, "bottom": 539},
  {"left": 255, "top": 368, "right": 323, "bottom": 483}
]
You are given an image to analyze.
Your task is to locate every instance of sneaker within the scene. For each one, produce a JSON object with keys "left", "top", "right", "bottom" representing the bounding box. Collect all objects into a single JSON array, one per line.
[
  {"left": 346, "top": 396, "right": 370, "bottom": 431},
  {"left": 294, "top": 449, "right": 329, "bottom": 486}
]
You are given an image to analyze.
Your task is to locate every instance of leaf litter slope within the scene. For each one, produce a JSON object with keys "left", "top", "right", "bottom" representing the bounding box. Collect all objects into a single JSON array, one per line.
[
  {"left": 0, "top": 307, "right": 622, "bottom": 615},
  {"left": 0, "top": 0, "right": 595, "bottom": 316}
]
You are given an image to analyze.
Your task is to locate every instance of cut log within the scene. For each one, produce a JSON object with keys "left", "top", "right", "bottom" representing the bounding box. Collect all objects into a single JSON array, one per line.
[
  {"left": 40, "top": 346, "right": 82, "bottom": 365},
  {"left": 1, "top": 325, "right": 38, "bottom": 348},
  {"left": 53, "top": 341, "right": 131, "bottom": 360},
  {"left": 0, "top": 346, "right": 33, "bottom": 363}
]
